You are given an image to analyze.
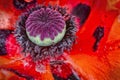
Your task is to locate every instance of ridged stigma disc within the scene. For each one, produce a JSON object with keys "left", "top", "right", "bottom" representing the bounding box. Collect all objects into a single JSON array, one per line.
[{"left": 25, "top": 8, "right": 66, "bottom": 46}]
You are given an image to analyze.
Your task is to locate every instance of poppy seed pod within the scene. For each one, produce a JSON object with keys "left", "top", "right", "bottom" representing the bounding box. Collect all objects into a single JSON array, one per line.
[{"left": 14, "top": 5, "right": 77, "bottom": 60}]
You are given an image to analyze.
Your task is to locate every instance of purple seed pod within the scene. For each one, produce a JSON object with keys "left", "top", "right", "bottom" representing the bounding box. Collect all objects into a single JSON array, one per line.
[{"left": 14, "top": 5, "right": 77, "bottom": 61}]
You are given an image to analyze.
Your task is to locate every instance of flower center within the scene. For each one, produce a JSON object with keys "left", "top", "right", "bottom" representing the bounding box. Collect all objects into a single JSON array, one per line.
[{"left": 25, "top": 8, "right": 66, "bottom": 46}]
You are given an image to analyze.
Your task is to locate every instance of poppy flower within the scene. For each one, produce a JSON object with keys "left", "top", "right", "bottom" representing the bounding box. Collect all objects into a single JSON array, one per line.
[{"left": 0, "top": 0, "right": 120, "bottom": 80}]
